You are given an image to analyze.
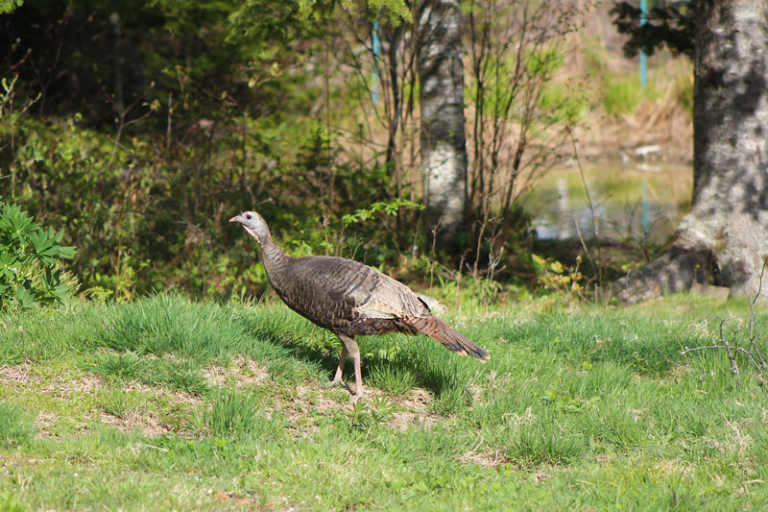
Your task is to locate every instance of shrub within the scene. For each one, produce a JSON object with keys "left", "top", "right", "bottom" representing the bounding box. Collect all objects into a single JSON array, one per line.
[{"left": 0, "top": 199, "right": 76, "bottom": 309}]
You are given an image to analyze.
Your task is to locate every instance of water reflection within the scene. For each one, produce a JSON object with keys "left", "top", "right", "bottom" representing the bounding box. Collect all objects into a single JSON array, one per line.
[{"left": 527, "top": 163, "right": 692, "bottom": 242}]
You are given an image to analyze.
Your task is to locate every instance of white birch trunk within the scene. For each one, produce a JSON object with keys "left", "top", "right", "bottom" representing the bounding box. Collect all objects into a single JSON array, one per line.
[{"left": 417, "top": 0, "right": 468, "bottom": 237}]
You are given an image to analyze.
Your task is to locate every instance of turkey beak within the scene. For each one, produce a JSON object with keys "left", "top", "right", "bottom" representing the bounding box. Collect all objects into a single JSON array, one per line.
[{"left": 230, "top": 214, "right": 244, "bottom": 224}]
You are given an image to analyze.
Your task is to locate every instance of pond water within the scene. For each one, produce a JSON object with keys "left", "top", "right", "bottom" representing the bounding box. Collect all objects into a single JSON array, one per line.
[{"left": 525, "top": 162, "right": 693, "bottom": 242}]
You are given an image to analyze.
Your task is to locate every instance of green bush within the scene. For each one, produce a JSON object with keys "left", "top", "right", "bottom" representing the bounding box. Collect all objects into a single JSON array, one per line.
[
  {"left": 602, "top": 72, "right": 645, "bottom": 118},
  {"left": 538, "top": 81, "right": 588, "bottom": 124},
  {"left": 0, "top": 199, "right": 76, "bottom": 309},
  {"left": 601, "top": 71, "right": 662, "bottom": 119}
]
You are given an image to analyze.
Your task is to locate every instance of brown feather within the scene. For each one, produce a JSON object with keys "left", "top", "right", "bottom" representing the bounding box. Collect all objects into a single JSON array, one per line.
[
  {"left": 404, "top": 316, "right": 490, "bottom": 361},
  {"left": 232, "top": 211, "right": 490, "bottom": 372}
]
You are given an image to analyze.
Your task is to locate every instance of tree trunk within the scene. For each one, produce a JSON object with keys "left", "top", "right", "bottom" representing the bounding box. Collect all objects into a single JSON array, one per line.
[
  {"left": 614, "top": 0, "right": 768, "bottom": 303},
  {"left": 417, "top": 0, "right": 468, "bottom": 239}
]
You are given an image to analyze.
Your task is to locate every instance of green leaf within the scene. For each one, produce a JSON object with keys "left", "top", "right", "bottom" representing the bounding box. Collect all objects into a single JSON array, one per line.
[
  {"left": 0, "top": 0, "right": 24, "bottom": 15},
  {"left": 0, "top": 199, "right": 76, "bottom": 311},
  {"left": 14, "top": 286, "right": 38, "bottom": 310},
  {"left": 0, "top": 202, "right": 37, "bottom": 235}
]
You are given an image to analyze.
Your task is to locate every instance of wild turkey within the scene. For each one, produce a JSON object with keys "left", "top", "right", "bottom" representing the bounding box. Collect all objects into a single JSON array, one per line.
[{"left": 230, "top": 211, "right": 489, "bottom": 397}]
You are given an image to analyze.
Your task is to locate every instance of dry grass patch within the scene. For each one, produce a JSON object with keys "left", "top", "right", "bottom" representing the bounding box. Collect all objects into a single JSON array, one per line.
[
  {"left": 40, "top": 374, "right": 103, "bottom": 397},
  {"left": 32, "top": 412, "right": 58, "bottom": 439},
  {"left": 654, "top": 459, "right": 693, "bottom": 477},
  {"left": 272, "top": 385, "right": 439, "bottom": 434},
  {"left": 385, "top": 389, "right": 438, "bottom": 431},
  {"left": 99, "top": 411, "right": 172, "bottom": 438},
  {"left": 457, "top": 450, "right": 510, "bottom": 468},
  {"left": 123, "top": 381, "right": 203, "bottom": 407},
  {"left": 202, "top": 356, "right": 268, "bottom": 389},
  {"left": 0, "top": 364, "right": 37, "bottom": 386}
]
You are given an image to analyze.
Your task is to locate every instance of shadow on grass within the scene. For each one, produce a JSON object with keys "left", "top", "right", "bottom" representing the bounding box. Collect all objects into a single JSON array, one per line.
[{"left": 234, "top": 306, "right": 465, "bottom": 400}]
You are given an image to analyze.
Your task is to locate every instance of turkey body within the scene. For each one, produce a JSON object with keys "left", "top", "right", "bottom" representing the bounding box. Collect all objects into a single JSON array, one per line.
[
  {"left": 231, "top": 211, "right": 489, "bottom": 397},
  {"left": 267, "top": 254, "right": 427, "bottom": 337}
]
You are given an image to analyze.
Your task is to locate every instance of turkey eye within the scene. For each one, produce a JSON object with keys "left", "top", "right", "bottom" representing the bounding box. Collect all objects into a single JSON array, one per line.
[{"left": 246, "top": 214, "right": 252, "bottom": 220}]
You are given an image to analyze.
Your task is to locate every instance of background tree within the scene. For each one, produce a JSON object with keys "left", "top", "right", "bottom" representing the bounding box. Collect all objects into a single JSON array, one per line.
[
  {"left": 0, "top": 0, "right": 580, "bottom": 299},
  {"left": 416, "top": 0, "right": 469, "bottom": 241},
  {"left": 612, "top": 0, "right": 695, "bottom": 58},
  {"left": 613, "top": 0, "right": 768, "bottom": 302}
]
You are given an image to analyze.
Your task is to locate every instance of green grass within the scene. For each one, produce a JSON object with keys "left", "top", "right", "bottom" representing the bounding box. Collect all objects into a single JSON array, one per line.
[
  {"left": 368, "top": 364, "right": 418, "bottom": 395},
  {"left": 0, "top": 402, "right": 36, "bottom": 448},
  {"left": 200, "top": 388, "right": 275, "bottom": 440},
  {"left": 1, "top": 292, "right": 768, "bottom": 509}
]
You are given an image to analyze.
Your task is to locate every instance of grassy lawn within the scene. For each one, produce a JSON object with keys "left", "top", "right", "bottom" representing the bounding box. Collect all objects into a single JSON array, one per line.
[{"left": 2, "top": 293, "right": 768, "bottom": 510}]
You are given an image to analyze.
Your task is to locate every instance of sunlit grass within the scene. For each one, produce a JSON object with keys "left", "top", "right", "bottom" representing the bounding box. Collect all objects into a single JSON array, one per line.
[{"left": 0, "top": 293, "right": 767, "bottom": 509}]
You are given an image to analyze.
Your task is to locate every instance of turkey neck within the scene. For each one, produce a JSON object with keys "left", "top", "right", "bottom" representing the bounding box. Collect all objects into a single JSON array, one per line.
[{"left": 256, "top": 231, "right": 292, "bottom": 291}]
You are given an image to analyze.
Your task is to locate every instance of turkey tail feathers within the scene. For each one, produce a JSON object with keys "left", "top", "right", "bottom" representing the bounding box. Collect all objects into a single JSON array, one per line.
[{"left": 407, "top": 316, "right": 490, "bottom": 361}]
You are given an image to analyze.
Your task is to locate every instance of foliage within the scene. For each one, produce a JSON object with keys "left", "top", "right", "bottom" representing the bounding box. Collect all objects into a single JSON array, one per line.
[
  {"left": 0, "top": 0, "right": 691, "bottom": 302},
  {"left": 602, "top": 71, "right": 646, "bottom": 118},
  {"left": 342, "top": 198, "right": 423, "bottom": 226},
  {"left": 537, "top": 81, "right": 588, "bottom": 125},
  {"left": 0, "top": 199, "right": 76, "bottom": 309},
  {"left": 0, "top": 0, "right": 23, "bottom": 15},
  {"left": 346, "top": 395, "right": 398, "bottom": 431},
  {"left": 228, "top": 0, "right": 412, "bottom": 44},
  {"left": 531, "top": 253, "right": 585, "bottom": 295},
  {"left": 464, "top": 0, "right": 579, "bottom": 266},
  {"left": 612, "top": 0, "right": 696, "bottom": 59}
]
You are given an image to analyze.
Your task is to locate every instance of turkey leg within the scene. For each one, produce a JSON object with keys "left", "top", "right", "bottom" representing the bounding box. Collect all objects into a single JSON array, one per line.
[
  {"left": 327, "top": 345, "right": 348, "bottom": 387},
  {"left": 337, "top": 334, "right": 363, "bottom": 398}
]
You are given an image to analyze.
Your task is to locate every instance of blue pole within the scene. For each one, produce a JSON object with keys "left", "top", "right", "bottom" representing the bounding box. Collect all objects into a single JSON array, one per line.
[
  {"left": 371, "top": 21, "right": 381, "bottom": 103},
  {"left": 640, "top": 0, "right": 648, "bottom": 88}
]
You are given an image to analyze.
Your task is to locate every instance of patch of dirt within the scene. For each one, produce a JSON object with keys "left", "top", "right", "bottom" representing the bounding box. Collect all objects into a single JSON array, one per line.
[
  {"left": 457, "top": 450, "right": 510, "bottom": 468},
  {"left": 0, "top": 364, "right": 38, "bottom": 386},
  {"left": 41, "top": 374, "right": 103, "bottom": 397},
  {"left": 202, "top": 366, "right": 228, "bottom": 387},
  {"left": 654, "top": 460, "right": 692, "bottom": 476},
  {"left": 595, "top": 454, "right": 615, "bottom": 465},
  {"left": 202, "top": 356, "right": 268, "bottom": 389},
  {"left": 270, "top": 385, "right": 341, "bottom": 437},
  {"left": 122, "top": 381, "right": 202, "bottom": 406},
  {"left": 385, "top": 389, "right": 438, "bottom": 431},
  {"left": 122, "top": 381, "right": 154, "bottom": 393},
  {"left": 295, "top": 384, "right": 344, "bottom": 410},
  {"left": 99, "top": 412, "right": 172, "bottom": 438},
  {"left": 274, "top": 385, "right": 440, "bottom": 435},
  {"left": 212, "top": 491, "right": 252, "bottom": 508},
  {"left": 33, "top": 412, "right": 58, "bottom": 439}
]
